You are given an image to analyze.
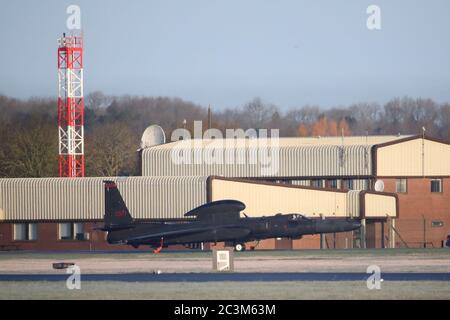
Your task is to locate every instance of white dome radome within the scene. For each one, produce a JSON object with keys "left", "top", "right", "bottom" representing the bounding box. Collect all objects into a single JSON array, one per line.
[{"left": 140, "top": 125, "right": 166, "bottom": 149}]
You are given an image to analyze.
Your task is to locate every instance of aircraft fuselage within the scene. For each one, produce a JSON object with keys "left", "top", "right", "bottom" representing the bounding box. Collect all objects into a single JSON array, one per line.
[{"left": 107, "top": 214, "right": 360, "bottom": 248}]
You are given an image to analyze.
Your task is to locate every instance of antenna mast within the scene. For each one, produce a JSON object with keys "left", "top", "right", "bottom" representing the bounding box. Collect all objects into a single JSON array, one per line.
[{"left": 57, "top": 32, "right": 85, "bottom": 177}]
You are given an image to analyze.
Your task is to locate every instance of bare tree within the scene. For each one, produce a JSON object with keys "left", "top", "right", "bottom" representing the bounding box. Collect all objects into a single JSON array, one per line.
[
  {"left": 0, "top": 121, "right": 58, "bottom": 177},
  {"left": 1, "top": 93, "right": 449, "bottom": 178},
  {"left": 86, "top": 91, "right": 111, "bottom": 110},
  {"left": 348, "top": 102, "right": 381, "bottom": 134},
  {"left": 437, "top": 103, "right": 450, "bottom": 141},
  {"left": 85, "top": 122, "right": 139, "bottom": 176},
  {"left": 243, "top": 97, "right": 279, "bottom": 129}
]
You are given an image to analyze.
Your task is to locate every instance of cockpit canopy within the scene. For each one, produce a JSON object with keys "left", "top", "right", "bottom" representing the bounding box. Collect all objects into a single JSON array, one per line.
[{"left": 288, "top": 214, "right": 311, "bottom": 221}]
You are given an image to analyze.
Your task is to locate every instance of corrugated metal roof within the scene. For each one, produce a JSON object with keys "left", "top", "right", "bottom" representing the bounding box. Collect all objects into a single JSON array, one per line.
[
  {"left": 149, "top": 135, "right": 411, "bottom": 149},
  {"left": 142, "top": 136, "right": 410, "bottom": 177},
  {"left": 346, "top": 190, "right": 361, "bottom": 218},
  {"left": 143, "top": 143, "right": 377, "bottom": 177},
  {"left": 0, "top": 176, "right": 207, "bottom": 221}
]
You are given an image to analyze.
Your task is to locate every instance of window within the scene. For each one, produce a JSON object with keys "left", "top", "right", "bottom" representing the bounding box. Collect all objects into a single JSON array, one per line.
[
  {"left": 431, "top": 220, "right": 444, "bottom": 228},
  {"left": 328, "top": 180, "right": 338, "bottom": 189},
  {"left": 14, "top": 224, "right": 26, "bottom": 241},
  {"left": 311, "top": 180, "right": 324, "bottom": 188},
  {"left": 291, "top": 180, "right": 310, "bottom": 187},
  {"left": 59, "top": 223, "right": 87, "bottom": 240},
  {"left": 29, "top": 224, "right": 37, "bottom": 240},
  {"left": 342, "top": 180, "right": 354, "bottom": 190},
  {"left": 357, "top": 179, "right": 369, "bottom": 190},
  {"left": 13, "top": 223, "right": 37, "bottom": 241},
  {"left": 396, "top": 179, "right": 407, "bottom": 193},
  {"left": 59, "top": 223, "right": 73, "bottom": 240},
  {"left": 431, "top": 179, "right": 442, "bottom": 193},
  {"left": 74, "top": 223, "right": 85, "bottom": 240}
]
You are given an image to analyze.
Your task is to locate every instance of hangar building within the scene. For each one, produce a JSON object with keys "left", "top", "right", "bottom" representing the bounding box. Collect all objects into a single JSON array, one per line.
[{"left": 0, "top": 134, "right": 449, "bottom": 250}]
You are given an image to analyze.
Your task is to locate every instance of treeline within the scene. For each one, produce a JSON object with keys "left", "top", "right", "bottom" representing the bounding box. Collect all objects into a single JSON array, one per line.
[{"left": 1, "top": 93, "right": 449, "bottom": 178}]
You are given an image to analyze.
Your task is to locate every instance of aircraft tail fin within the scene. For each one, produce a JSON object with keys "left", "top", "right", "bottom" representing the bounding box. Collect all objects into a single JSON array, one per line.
[{"left": 103, "top": 180, "right": 134, "bottom": 229}]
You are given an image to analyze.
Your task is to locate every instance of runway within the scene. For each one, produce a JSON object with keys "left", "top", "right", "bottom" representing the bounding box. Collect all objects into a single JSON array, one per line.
[{"left": 1, "top": 272, "right": 449, "bottom": 282}]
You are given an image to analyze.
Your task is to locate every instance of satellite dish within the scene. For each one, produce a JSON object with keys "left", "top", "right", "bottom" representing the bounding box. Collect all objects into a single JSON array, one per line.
[
  {"left": 374, "top": 180, "right": 385, "bottom": 192},
  {"left": 140, "top": 125, "right": 166, "bottom": 149}
]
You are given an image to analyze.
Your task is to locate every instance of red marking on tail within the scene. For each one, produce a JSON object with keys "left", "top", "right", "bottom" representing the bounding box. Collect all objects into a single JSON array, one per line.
[
  {"left": 105, "top": 183, "right": 117, "bottom": 190},
  {"left": 115, "top": 210, "right": 126, "bottom": 218}
]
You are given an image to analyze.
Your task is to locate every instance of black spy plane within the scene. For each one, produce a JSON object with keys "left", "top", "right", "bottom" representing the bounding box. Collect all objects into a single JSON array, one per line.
[{"left": 101, "top": 181, "right": 361, "bottom": 252}]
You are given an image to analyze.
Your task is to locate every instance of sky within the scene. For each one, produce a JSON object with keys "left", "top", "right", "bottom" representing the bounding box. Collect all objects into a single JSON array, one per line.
[{"left": 0, "top": 0, "right": 449, "bottom": 110}]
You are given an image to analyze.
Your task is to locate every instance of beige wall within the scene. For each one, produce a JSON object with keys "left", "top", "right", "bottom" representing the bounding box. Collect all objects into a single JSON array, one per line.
[
  {"left": 363, "top": 193, "right": 397, "bottom": 218},
  {"left": 210, "top": 179, "right": 349, "bottom": 218},
  {"left": 377, "top": 139, "right": 450, "bottom": 176},
  {"left": 425, "top": 140, "right": 450, "bottom": 176}
]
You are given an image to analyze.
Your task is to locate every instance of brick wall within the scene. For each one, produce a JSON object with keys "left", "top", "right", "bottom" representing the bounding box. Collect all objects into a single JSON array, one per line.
[
  {"left": 376, "top": 177, "right": 450, "bottom": 248},
  {"left": 0, "top": 222, "right": 152, "bottom": 251}
]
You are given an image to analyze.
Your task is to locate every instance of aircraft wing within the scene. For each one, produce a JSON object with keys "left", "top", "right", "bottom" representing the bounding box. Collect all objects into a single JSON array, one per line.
[
  {"left": 125, "top": 225, "right": 251, "bottom": 242},
  {"left": 184, "top": 200, "right": 245, "bottom": 221}
]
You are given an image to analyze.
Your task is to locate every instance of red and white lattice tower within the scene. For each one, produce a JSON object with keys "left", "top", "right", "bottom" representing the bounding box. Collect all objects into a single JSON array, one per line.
[{"left": 57, "top": 32, "right": 84, "bottom": 177}]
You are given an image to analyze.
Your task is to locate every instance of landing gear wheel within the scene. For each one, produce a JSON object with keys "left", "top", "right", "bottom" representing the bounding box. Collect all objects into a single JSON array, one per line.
[{"left": 234, "top": 243, "right": 245, "bottom": 252}]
